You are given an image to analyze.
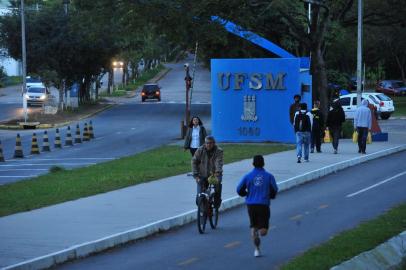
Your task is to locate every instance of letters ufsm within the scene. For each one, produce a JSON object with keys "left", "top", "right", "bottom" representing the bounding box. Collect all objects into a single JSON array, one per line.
[{"left": 211, "top": 58, "right": 312, "bottom": 143}]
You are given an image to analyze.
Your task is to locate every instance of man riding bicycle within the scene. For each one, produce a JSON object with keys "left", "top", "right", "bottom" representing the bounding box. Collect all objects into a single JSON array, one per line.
[{"left": 192, "top": 136, "right": 223, "bottom": 209}]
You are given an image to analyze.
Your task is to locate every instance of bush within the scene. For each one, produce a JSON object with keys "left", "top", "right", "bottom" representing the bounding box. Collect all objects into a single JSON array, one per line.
[
  {"left": 49, "top": 166, "right": 65, "bottom": 173},
  {"left": 341, "top": 120, "right": 354, "bottom": 138},
  {"left": 327, "top": 69, "right": 349, "bottom": 89}
]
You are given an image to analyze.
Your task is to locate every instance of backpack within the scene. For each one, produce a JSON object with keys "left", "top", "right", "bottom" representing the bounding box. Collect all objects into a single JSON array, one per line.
[{"left": 294, "top": 112, "right": 310, "bottom": 132}]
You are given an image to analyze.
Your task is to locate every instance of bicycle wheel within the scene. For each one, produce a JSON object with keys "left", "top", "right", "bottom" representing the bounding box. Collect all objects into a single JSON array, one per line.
[
  {"left": 209, "top": 203, "right": 219, "bottom": 229},
  {"left": 197, "top": 197, "right": 207, "bottom": 234}
]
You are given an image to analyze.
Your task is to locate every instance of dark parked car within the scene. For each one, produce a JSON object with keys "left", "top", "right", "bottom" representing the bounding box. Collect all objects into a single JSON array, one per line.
[
  {"left": 376, "top": 80, "right": 406, "bottom": 96},
  {"left": 141, "top": 84, "right": 161, "bottom": 102}
]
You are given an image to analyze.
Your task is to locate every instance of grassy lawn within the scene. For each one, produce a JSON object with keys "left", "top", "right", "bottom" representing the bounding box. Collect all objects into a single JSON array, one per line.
[
  {"left": 100, "top": 65, "right": 165, "bottom": 97},
  {"left": 392, "top": 96, "right": 406, "bottom": 117},
  {"left": 0, "top": 143, "right": 292, "bottom": 217},
  {"left": 281, "top": 203, "right": 406, "bottom": 270},
  {"left": 0, "top": 76, "right": 23, "bottom": 88}
]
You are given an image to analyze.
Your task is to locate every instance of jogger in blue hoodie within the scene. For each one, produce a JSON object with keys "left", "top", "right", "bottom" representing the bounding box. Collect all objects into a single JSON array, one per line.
[{"left": 236, "top": 155, "right": 278, "bottom": 257}]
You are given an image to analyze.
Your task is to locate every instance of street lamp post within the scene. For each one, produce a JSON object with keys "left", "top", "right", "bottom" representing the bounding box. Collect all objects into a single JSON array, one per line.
[
  {"left": 21, "top": 0, "right": 27, "bottom": 123},
  {"left": 184, "top": 63, "right": 192, "bottom": 138},
  {"left": 356, "top": 0, "right": 363, "bottom": 107}
]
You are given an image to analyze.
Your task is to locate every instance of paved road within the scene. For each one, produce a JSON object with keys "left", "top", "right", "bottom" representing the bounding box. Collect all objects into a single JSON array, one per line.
[
  {"left": 0, "top": 103, "right": 210, "bottom": 184},
  {"left": 56, "top": 151, "right": 406, "bottom": 270},
  {"left": 0, "top": 58, "right": 212, "bottom": 184}
]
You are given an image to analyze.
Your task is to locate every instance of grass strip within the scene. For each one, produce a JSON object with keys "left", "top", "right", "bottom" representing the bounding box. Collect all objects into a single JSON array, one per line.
[
  {"left": 392, "top": 96, "right": 406, "bottom": 117},
  {"left": 281, "top": 203, "right": 406, "bottom": 270},
  {"left": 0, "top": 144, "right": 292, "bottom": 217}
]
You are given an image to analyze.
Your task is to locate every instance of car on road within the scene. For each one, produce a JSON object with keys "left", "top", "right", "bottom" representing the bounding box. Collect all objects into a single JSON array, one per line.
[
  {"left": 26, "top": 76, "right": 45, "bottom": 89},
  {"left": 335, "top": 92, "right": 395, "bottom": 120},
  {"left": 141, "top": 84, "right": 161, "bottom": 102},
  {"left": 24, "top": 86, "right": 49, "bottom": 106},
  {"left": 376, "top": 80, "right": 406, "bottom": 96}
]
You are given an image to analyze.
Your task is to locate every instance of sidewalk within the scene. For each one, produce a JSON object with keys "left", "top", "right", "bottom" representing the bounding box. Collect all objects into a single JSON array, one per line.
[{"left": 0, "top": 137, "right": 405, "bottom": 269}]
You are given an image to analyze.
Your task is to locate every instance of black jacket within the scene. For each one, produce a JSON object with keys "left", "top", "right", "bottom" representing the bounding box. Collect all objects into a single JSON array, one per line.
[
  {"left": 327, "top": 106, "right": 345, "bottom": 128},
  {"left": 184, "top": 126, "right": 207, "bottom": 149}
]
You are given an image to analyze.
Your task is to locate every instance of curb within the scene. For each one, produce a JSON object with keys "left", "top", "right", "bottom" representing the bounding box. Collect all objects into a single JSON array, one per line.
[
  {"left": 3, "top": 144, "right": 406, "bottom": 270},
  {"left": 331, "top": 230, "right": 406, "bottom": 270},
  {"left": 0, "top": 104, "right": 115, "bottom": 130}
]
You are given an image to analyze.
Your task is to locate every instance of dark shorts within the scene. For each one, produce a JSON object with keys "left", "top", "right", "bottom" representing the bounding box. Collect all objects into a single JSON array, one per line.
[{"left": 247, "top": 204, "right": 270, "bottom": 229}]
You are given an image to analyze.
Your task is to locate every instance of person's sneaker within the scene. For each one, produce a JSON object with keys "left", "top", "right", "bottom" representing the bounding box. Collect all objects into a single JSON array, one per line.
[
  {"left": 358, "top": 149, "right": 361, "bottom": 153},
  {"left": 317, "top": 150, "right": 322, "bottom": 153},
  {"left": 297, "top": 157, "right": 301, "bottom": 163},
  {"left": 310, "top": 149, "right": 314, "bottom": 153},
  {"left": 254, "top": 248, "right": 261, "bottom": 257},
  {"left": 304, "top": 159, "right": 309, "bottom": 162},
  {"left": 334, "top": 149, "right": 338, "bottom": 154}
]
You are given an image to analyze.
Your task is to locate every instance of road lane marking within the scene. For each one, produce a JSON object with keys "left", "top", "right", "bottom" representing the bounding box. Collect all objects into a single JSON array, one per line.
[
  {"left": 290, "top": 214, "right": 303, "bottom": 221},
  {"left": 318, "top": 204, "right": 329, "bottom": 209},
  {"left": 346, "top": 171, "right": 406, "bottom": 198},
  {"left": 0, "top": 163, "right": 96, "bottom": 167},
  {"left": 177, "top": 257, "right": 198, "bottom": 266},
  {"left": 224, "top": 241, "right": 241, "bottom": 248}
]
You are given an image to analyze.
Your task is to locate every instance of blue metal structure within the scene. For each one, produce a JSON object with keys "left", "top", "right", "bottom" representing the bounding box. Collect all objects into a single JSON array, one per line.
[{"left": 210, "top": 17, "right": 312, "bottom": 143}]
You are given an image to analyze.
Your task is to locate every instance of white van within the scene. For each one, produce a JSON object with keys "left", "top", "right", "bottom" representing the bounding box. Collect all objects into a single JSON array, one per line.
[{"left": 335, "top": 92, "right": 395, "bottom": 120}]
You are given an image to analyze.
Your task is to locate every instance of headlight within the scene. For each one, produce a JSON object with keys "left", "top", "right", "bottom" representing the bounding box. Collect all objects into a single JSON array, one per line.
[
  {"left": 24, "top": 94, "right": 29, "bottom": 99},
  {"left": 40, "top": 95, "right": 47, "bottom": 100}
]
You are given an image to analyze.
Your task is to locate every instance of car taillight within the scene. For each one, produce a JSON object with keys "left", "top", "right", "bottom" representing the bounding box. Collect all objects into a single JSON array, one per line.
[
  {"left": 380, "top": 102, "right": 384, "bottom": 106},
  {"left": 155, "top": 91, "right": 160, "bottom": 95},
  {"left": 141, "top": 92, "right": 145, "bottom": 96}
]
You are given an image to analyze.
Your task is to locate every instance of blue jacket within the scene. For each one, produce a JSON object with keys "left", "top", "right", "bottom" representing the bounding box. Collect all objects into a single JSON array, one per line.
[
  {"left": 236, "top": 168, "right": 278, "bottom": 206},
  {"left": 354, "top": 99, "right": 372, "bottom": 129}
]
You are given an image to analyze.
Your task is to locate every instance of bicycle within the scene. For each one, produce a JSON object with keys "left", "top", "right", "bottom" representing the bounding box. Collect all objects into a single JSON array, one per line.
[{"left": 197, "top": 181, "right": 219, "bottom": 234}]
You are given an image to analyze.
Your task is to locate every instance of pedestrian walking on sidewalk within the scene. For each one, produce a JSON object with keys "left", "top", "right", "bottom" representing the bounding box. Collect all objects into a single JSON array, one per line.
[
  {"left": 354, "top": 99, "right": 372, "bottom": 154},
  {"left": 293, "top": 103, "right": 313, "bottom": 163},
  {"left": 192, "top": 136, "right": 223, "bottom": 208},
  {"left": 311, "top": 100, "right": 324, "bottom": 153},
  {"left": 326, "top": 101, "right": 346, "bottom": 154},
  {"left": 236, "top": 155, "right": 278, "bottom": 257},
  {"left": 184, "top": 116, "right": 207, "bottom": 156},
  {"left": 289, "top": 94, "right": 302, "bottom": 124}
]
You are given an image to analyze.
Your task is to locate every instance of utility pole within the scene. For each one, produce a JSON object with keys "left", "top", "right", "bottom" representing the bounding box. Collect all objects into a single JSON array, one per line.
[
  {"left": 21, "top": 0, "right": 27, "bottom": 123},
  {"left": 356, "top": 0, "right": 363, "bottom": 106},
  {"left": 183, "top": 63, "right": 192, "bottom": 138}
]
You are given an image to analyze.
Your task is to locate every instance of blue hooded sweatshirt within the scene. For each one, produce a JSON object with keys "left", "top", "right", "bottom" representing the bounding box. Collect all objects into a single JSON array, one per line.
[
  {"left": 354, "top": 99, "right": 372, "bottom": 129},
  {"left": 236, "top": 168, "right": 278, "bottom": 206}
]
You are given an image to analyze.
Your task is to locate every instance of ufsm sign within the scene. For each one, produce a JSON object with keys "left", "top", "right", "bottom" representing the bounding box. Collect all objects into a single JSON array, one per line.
[{"left": 211, "top": 58, "right": 311, "bottom": 143}]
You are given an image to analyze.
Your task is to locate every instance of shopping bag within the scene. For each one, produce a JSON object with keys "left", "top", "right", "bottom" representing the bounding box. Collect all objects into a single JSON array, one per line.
[
  {"left": 352, "top": 131, "right": 358, "bottom": 143},
  {"left": 323, "top": 128, "right": 331, "bottom": 143},
  {"left": 367, "top": 131, "right": 372, "bottom": 144}
]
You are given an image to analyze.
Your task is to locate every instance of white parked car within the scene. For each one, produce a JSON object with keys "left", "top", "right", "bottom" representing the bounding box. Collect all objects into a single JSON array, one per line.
[
  {"left": 335, "top": 92, "right": 395, "bottom": 120},
  {"left": 24, "top": 86, "right": 49, "bottom": 106}
]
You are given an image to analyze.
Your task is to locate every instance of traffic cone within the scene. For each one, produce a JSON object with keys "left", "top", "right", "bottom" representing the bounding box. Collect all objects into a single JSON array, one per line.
[
  {"left": 30, "top": 133, "right": 40, "bottom": 154},
  {"left": 0, "top": 140, "right": 5, "bottom": 162},
  {"left": 13, "top": 133, "right": 24, "bottom": 158},
  {"left": 88, "top": 120, "right": 95, "bottom": 139},
  {"left": 42, "top": 131, "right": 51, "bottom": 152},
  {"left": 54, "top": 128, "right": 62, "bottom": 148},
  {"left": 65, "top": 126, "right": 73, "bottom": 146},
  {"left": 83, "top": 123, "right": 90, "bottom": 141},
  {"left": 74, "top": 124, "right": 82, "bottom": 143}
]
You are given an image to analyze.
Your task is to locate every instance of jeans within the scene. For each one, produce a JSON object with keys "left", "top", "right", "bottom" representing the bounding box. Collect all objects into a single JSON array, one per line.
[
  {"left": 311, "top": 128, "right": 322, "bottom": 152},
  {"left": 330, "top": 127, "right": 341, "bottom": 150},
  {"left": 296, "top": 132, "right": 310, "bottom": 160},
  {"left": 196, "top": 176, "right": 223, "bottom": 208},
  {"left": 190, "top": 148, "right": 197, "bottom": 157},
  {"left": 357, "top": 127, "right": 368, "bottom": 153}
]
